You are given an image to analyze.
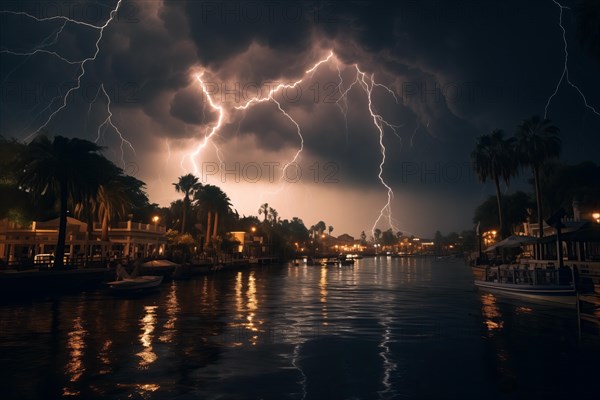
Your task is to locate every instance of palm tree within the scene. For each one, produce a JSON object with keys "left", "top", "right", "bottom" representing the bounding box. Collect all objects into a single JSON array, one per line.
[
  {"left": 258, "top": 203, "right": 270, "bottom": 223},
  {"left": 97, "top": 173, "right": 147, "bottom": 242},
  {"left": 471, "top": 129, "right": 517, "bottom": 238},
  {"left": 268, "top": 207, "right": 279, "bottom": 225},
  {"left": 374, "top": 229, "right": 382, "bottom": 249},
  {"left": 173, "top": 174, "right": 201, "bottom": 234},
  {"left": 74, "top": 161, "right": 121, "bottom": 258},
  {"left": 315, "top": 221, "right": 326, "bottom": 237},
  {"left": 195, "top": 184, "right": 232, "bottom": 247},
  {"left": 328, "top": 225, "right": 333, "bottom": 236},
  {"left": 515, "top": 116, "right": 561, "bottom": 238},
  {"left": 18, "top": 135, "right": 106, "bottom": 268}
]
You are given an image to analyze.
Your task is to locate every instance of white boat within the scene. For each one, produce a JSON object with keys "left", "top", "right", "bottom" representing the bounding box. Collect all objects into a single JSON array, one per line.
[
  {"left": 106, "top": 275, "right": 163, "bottom": 292},
  {"left": 473, "top": 264, "right": 577, "bottom": 306},
  {"left": 474, "top": 279, "right": 576, "bottom": 306}
]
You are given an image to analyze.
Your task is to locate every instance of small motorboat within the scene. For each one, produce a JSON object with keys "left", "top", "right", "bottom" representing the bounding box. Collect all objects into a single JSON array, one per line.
[{"left": 106, "top": 275, "right": 163, "bottom": 292}]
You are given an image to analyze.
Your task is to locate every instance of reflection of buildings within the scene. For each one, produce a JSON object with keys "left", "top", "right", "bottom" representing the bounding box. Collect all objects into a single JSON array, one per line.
[{"left": 0, "top": 217, "right": 167, "bottom": 263}]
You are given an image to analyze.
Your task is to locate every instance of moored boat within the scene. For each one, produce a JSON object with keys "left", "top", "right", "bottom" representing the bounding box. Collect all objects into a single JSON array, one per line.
[
  {"left": 473, "top": 264, "right": 577, "bottom": 306},
  {"left": 106, "top": 275, "right": 163, "bottom": 292}
]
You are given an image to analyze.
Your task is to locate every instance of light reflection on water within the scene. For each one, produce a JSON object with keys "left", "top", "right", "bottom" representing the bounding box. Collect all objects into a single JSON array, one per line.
[
  {"left": 137, "top": 305, "right": 158, "bottom": 369},
  {"left": 0, "top": 257, "right": 598, "bottom": 400}
]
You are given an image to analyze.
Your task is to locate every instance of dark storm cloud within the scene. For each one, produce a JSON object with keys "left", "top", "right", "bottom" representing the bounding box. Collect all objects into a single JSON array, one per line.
[
  {"left": 182, "top": 0, "right": 315, "bottom": 67},
  {"left": 1, "top": 0, "right": 599, "bottom": 191}
]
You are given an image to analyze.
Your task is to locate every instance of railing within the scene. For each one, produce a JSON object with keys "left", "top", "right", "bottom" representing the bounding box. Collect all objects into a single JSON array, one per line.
[
  {"left": 1, "top": 254, "right": 111, "bottom": 271},
  {"left": 485, "top": 264, "right": 571, "bottom": 286},
  {"left": 92, "top": 221, "right": 166, "bottom": 233}
]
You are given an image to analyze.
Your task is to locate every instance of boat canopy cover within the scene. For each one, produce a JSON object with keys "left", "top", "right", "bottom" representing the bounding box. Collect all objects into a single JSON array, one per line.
[
  {"left": 141, "top": 259, "right": 180, "bottom": 267},
  {"left": 485, "top": 235, "right": 538, "bottom": 252}
]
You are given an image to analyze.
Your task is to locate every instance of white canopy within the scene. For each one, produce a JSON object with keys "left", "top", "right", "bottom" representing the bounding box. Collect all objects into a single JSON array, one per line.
[
  {"left": 141, "top": 259, "right": 180, "bottom": 268},
  {"left": 485, "top": 235, "right": 537, "bottom": 252}
]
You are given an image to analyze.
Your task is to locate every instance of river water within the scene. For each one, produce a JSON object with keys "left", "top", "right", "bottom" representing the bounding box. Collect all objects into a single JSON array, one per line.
[{"left": 0, "top": 257, "right": 598, "bottom": 400}]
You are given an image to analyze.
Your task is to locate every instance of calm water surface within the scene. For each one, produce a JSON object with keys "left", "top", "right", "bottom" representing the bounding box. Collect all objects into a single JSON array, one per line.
[{"left": 1, "top": 257, "right": 599, "bottom": 400}]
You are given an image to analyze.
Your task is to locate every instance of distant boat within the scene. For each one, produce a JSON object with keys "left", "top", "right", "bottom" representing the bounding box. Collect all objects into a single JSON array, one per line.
[
  {"left": 106, "top": 276, "right": 163, "bottom": 292},
  {"left": 339, "top": 259, "right": 355, "bottom": 266},
  {"left": 473, "top": 265, "right": 576, "bottom": 306},
  {"left": 337, "top": 254, "right": 355, "bottom": 266}
]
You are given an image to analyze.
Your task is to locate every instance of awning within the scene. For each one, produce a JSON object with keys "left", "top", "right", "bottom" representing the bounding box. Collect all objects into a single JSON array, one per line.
[
  {"left": 538, "top": 222, "right": 600, "bottom": 243},
  {"left": 485, "top": 235, "right": 538, "bottom": 252}
]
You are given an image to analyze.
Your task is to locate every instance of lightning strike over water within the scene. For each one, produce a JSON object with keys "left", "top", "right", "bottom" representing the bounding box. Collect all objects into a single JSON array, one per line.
[
  {"left": 354, "top": 66, "right": 399, "bottom": 235},
  {"left": 545, "top": 0, "right": 600, "bottom": 119}
]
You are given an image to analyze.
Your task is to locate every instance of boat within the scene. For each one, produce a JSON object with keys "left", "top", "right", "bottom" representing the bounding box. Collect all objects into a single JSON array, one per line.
[
  {"left": 473, "top": 264, "right": 576, "bottom": 306},
  {"left": 106, "top": 275, "right": 163, "bottom": 292},
  {"left": 337, "top": 254, "right": 355, "bottom": 266},
  {"left": 141, "top": 259, "right": 179, "bottom": 280}
]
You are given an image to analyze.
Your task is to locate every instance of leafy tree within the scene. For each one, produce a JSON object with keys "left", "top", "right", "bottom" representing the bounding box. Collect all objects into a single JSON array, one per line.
[
  {"left": 540, "top": 161, "right": 600, "bottom": 217},
  {"left": 381, "top": 229, "right": 396, "bottom": 246},
  {"left": 373, "top": 228, "right": 382, "bottom": 244},
  {"left": 473, "top": 191, "right": 533, "bottom": 235},
  {"left": 515, "top": 116, "right": 560, "bottom": 237},
  {"left": 18, "top": 135, "right": 107, "bottom": 267},
  {"left": 471, "top": 129, "right": 517, "bottom": 238},
  {"left": 97, "top": 173, "right": 148, "bottom": 242},
  {"left": 315, "top": 221, "right": 326, "bottom": 236},
  {"left": 173, "top": 174, "right": 201, "bottom": 234},
  {"left": 258, "top": 203, "right": 270, "bottom": 222},
  {"left": 0, "top": 137, "right": 34, "bottom": 222},
  {"left": 195, "top": 184, "right": 232, "bottom": 245},
  {"left": 360, "top": 231, "right": 367, "bottom": 245}
]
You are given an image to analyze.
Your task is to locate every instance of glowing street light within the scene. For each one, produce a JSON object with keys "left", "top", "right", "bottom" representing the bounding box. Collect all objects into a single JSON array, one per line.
[
  {"left": 152, "top": 216, "right": 160, "bottom": 257},
  {"left": 593, "top": 212, "right": 600, "bottom": 223}
]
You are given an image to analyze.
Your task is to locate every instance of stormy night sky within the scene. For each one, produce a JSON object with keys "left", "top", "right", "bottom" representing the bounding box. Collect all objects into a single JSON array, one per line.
[{"left": 1, "top": 0, "right": 599, "bottom": 237}]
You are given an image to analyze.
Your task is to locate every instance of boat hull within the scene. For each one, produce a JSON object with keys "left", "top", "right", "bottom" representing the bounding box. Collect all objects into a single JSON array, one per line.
[
  {"left": 107, "top": 276, "right": 163, "bottom": 292},
  {"left": 474, "top": 280, "right": 577, "bottom": 306}
]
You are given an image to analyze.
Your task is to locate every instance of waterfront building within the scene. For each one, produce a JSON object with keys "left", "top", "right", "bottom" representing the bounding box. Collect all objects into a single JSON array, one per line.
[{"left": 0, "top": 217, "right": 167, "bottom": 265}]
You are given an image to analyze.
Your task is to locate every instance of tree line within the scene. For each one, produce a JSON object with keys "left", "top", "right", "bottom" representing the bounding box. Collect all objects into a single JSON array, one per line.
[
  {"left": 0, "top": 134, "right": 330, "bottom": 264},
  {"left": 471, "top": 115, "right": 600, "bottom": 239}
]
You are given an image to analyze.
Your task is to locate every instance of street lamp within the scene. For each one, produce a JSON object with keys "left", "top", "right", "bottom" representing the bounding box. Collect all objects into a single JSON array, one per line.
[
  {"left": 593, "top": 212, "right": 600, "bottom": 223},
  {"left": 152, "top": 216, "right": 159, "bottom": 257}
]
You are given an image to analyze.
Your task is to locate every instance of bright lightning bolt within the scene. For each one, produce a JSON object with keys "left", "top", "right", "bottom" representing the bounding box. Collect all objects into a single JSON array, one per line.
[
  {"left": 187, "top": 72, "right": 225, "bottom": 174},
  {"left": 1, "top": 0, "right": 136, "bottom": 163},
  {"left": 183, "top": 50, "right": 402, "bottom": 233},
  {"left": 545, "top": 0, "right": 600, "bottom": 118},
  {"left": 354, "top": 66, "right": 399, "bottom": 235},
  {"left": 1, "top": 20, "right": 67, "bottom": 84},
  {"left": 95, "top": 84, "right": 136, "bottom": 168},
  {"left": 232, "top": 51, "right": 334, "bottom": 185}
]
